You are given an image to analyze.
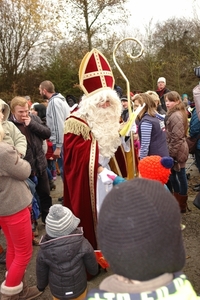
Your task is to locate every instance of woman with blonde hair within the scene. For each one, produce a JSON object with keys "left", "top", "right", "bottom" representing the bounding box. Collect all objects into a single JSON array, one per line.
[
  {"left": 132, "top": 94, "right": 144, "bottom": 111},
  {"left": 145, "top": 90, "right": 166, "bottom": 115},
  {"left": 137, "top": 93, "right": 169, "bottom": 160},
  {"left": 0, "top": 105, "right": 42, "bottom": 299},
  {"left": 145, "top": 90, "right": 166, "bottom": 130},
  {"left": 164, "top": 91, "right": 189, "bottom": 212}
]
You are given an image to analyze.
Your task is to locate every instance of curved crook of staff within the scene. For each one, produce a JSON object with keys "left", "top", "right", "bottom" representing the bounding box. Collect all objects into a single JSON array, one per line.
[
  {"left": 113, "top": 37, "right": 144, "bottom": 178},
  {"left": 113, "top": 37, "right": 144, "bottom": 116}
]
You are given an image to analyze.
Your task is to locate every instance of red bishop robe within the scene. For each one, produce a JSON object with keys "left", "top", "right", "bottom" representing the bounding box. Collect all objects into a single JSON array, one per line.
[{"left": 63, "top": 116, "right": 99, "bottom": 250}]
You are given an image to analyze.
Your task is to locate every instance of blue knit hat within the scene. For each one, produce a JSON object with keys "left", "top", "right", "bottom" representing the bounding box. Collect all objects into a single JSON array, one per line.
[{"left": 182, "top": 94, "right": 188, "bottom": 100}]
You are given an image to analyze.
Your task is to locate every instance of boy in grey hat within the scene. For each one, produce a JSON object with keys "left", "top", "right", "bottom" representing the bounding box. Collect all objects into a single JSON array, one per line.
[
  {"left": 36, "top": 204, "right": 98, "bottom": 300},
  {"left": 86, "top": 178, "right": 199, "bottom": 300}
]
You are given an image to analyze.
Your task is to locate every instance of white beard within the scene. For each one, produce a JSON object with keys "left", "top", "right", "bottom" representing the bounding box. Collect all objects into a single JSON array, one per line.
[
  {"left": 87, "top": 106, "right": 121, "bottom": 158},
  {"left": 74, "top": 89, "right": 122, "bottom": 158}
]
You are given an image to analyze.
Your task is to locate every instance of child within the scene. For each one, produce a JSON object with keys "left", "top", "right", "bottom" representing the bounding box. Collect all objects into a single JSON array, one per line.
[
  {"left": 86, "top": 178, "right": 199, "bottom": 300},
  {"left": 138, "top": 155, "right": 173, "bottom": 188},
  {"left": 36, "top": 204, "right": 98, "bottom": 300},
  {"left": 46, "top": 139, "right": 56, "bottom": 191},
  {"left": 46, "top": 139, "right": 57, "bottom": 181},
  {"left": 138, "top": 155, "right": 185, "bottom": 230},
  {"left": 109, "top": 155, "right": 173, "bottom": 188}
]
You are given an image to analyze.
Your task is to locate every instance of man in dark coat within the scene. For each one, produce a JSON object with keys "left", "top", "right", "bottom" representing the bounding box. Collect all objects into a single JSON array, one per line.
[
  {"left": 9, "top": 96, "right": 52, "bottom": 223},
  {"left": 156, "top": 77, "right": 170, "bottom": 112}
]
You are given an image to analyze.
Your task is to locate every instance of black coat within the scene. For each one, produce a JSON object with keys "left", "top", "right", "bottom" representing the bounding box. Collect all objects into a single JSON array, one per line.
[
  {"left": 9, "top": 114, "right": 51, "bottom": 175},
  {"left": 36, "top": 228, "right": 98, "bottom": 299},
  {"left": 156, "top": 88, "right": 170, "bottom": 112}
]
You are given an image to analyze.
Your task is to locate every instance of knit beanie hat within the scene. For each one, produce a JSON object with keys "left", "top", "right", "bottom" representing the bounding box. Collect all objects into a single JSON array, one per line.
[
  {"left": 45, "top": 204, "right": 80, "bottom": 238},
  {"left": 120, "top": 96, "right": 128, "bottom": 102},
  {"left": 157, "top": 77, "right": 166, "bottom": 84},
  {"left": 138, "top": 155, "right": 174, "bottom": 184},
  {"left": 182, "top": 94, "right": 188, "bottom": 100},
  {"left": 98, "top": 178, "right": 185, "bottom": 281}
]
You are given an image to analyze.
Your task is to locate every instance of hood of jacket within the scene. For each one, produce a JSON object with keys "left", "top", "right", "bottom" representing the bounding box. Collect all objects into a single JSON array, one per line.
[
  {"left": 49, "top": 93, "right": 66, "bottom": 103},
  {"left": 0, "top": 99, "right": 10, "bottom": 122},
  {"left": 39, "top": 228, "right": 84, "bottom": 262}
]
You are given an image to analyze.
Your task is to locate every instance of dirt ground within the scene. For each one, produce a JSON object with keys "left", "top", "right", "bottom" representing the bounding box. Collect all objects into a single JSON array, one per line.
[{"left": 1, "top": 155, "right": 200, "bottom": 299}]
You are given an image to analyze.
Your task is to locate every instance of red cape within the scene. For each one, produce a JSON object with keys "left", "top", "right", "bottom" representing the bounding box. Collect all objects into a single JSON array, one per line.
[{"left": 63, "top": 116, "right": 99, "bottom": 249}]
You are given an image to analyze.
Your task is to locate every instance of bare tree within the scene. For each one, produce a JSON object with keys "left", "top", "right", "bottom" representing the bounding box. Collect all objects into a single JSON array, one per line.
[
  {"left": 151, "top": 18, "right": 200, "bottom": 95},
  {"left": 61, "top": 0, "right": 129, "bottom": 51},
  {"left": 0, "top": 0, "right": 61, "bottom": 90}
]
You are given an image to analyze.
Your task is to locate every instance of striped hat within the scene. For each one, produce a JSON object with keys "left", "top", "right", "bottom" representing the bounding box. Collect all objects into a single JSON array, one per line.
[{"left": 45, "top": 204, "right": 80, "bottom": 237}]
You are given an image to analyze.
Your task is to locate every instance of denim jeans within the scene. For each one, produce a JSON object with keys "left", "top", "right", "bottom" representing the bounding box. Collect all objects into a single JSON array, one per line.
[
  {"left": 53, "top": 144, "right": 64, "bottom": 181},
  {"left": 0, "top": 208, "right": 32, "bottom": 286},
  {"left": 170, "top": 167, "right": 188, "bottom": 195},
  {"left": 46, "top": 167, "right": 53, "bottom": 181},
  {"left": 47, "top": 160, "right": 56, "bottom": 173}
]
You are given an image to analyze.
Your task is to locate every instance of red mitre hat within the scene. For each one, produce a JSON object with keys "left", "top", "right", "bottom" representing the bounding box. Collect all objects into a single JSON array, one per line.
[{"left": 79, "top": 48, "right": 115, "bottom": 96}]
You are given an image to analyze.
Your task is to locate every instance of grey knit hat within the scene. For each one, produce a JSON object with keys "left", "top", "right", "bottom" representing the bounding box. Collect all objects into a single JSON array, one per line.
[
  {"left": 45, "top": 204, "right": 80, "bottom": 237},
  {"left": 98, "top": 178, "right": 185, "bottom": 281}
]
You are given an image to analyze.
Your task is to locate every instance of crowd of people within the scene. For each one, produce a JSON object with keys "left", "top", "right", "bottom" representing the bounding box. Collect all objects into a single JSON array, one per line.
[{"left": 0, "top": 47, "right": 199, "bottom": 299}]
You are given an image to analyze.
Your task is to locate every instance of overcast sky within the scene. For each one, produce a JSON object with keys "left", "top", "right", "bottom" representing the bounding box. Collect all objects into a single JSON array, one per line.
[{"left": 125, "top": 0, "right": 200, "bottom": 33}]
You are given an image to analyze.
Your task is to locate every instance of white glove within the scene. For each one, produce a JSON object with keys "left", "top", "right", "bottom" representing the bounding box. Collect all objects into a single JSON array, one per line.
[{"left": 98, "top": 168, "right": 117, "bottom": 184}]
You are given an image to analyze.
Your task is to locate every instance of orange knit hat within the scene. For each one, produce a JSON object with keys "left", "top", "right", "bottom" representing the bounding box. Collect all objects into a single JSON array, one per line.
[{"left": 138, "top": 155, "right": 174, "bottom": 185}]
